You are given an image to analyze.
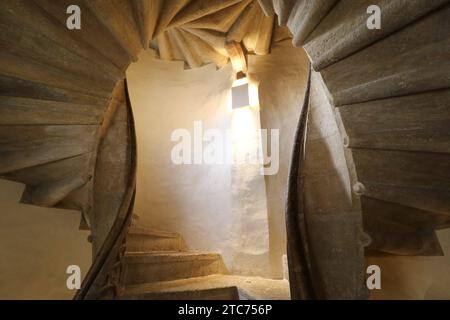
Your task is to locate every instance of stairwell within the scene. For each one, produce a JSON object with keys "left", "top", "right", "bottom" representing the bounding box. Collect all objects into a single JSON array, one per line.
[{"left": 119, "top": 215, "right": 289, "bottom": 300}]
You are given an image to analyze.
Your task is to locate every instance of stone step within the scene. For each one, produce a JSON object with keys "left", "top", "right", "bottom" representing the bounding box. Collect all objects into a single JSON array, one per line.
[
  {"left": 126, "top": 226, "right": 187, "bottom": 252},
  {"left": 339, "top": 89, "right": 450, "bottom": 154},
  {"left": 177, "top": 29, "right": 228, "bottom": 68},
  {"left": 1, "top": 0, "right": 125, "bottom": 81},
  {"left": 35, "top": 0, "right": 131, "bottom": 72},
  {"left": 364, "top": 216, "right": 443, "bottom": 256},
  {"left": 86, "top": 0, "right": 143, "bottom": 62},
  {"left": 1, "top": 152, "right": 95, "bottom": 229},
  {"left": 154, "top": 0, "right": 191, "bottom": 37},
  {"left": 123, "top": 252, "right": 228, "bottom": 286},
  {"left": 180, "top": 0, "right": 251, "bottom": 33},
  {"left": 0, "top": 74, "right": 109, "bottom": 107},
  {"left": 168, "top": 0, "right": 243, "bottom": 29},
  {"left": 361, "top": 196, "right": 450, "bottom": 231},
  {"left": 0, "top": 50, "right": 112, "bottom": 99},
  {"left": 170, "top": 28, "right": 203, "bottom": 68},
  {"left": 0, "top": 125, "right": 98, "bottom": 175},
  {"left": 239, "top": 5, "right": 264, "bottom": 53},
  {"left": 0, "top": 96, "right": 104, "bottom": 126},
  {"left": 157, "top": 31, "right": 177, "bottom": 61},
  {"left": 134, "top": 0, "right": 163, "bottom": 46},
  {"left": 122, "top": 274, "right": 291, "bottom": 300},
  {"left": 257, "top": 0, "right": 274, "bottom": 16},
  {"left": 286, "top": 0, "right": 338, "bottom": 47},
  {"left": 320, "top": 5, "right": 450, "bottom": 106},
  {"left": 303, "top": 0, "right": 447, "bottom": 70},
  {"left": 272, "top": 0, "right": 295, "bottom": 26},
  {"left": 20, "top": 172, "right": 90, "bottom": 208},
  {"left": 2, "top": 152, "right": 94, "bottom": 208},
  {"left": 121, "top": 286, "right": 240, "bottom": 300},
  {"left": 227, "top": 1, "right": 260, "bottom": 43},
  {"left": 352, "top": 149, "right": 450, "bottom": 216},
  {"left": 254, "top": 10, "right": 275, "bottom": 56},
  {"left": 0, "top": 9, "right": 118, "bottom": 90}
]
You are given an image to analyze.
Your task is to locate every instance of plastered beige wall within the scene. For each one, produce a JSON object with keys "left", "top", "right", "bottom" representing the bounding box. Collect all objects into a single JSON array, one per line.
[{"left": 0, "top": 179, "right": 91, "bottom": 299}]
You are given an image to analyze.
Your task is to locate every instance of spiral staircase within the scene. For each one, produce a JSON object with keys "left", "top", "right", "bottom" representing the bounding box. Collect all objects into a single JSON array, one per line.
[{"left": 0, "top": 0, "right": 449, "bottom": 299}]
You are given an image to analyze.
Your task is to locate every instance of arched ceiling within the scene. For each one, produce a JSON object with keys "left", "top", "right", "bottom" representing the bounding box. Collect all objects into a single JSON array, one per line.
[{"left": 145, "top": 0, "right": 292, "bottom": 69}]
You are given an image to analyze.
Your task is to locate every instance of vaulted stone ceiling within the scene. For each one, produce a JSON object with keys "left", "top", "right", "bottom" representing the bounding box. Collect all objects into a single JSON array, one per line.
[{"left": 144, "top": 0, "right": 292, "bottom": 69}]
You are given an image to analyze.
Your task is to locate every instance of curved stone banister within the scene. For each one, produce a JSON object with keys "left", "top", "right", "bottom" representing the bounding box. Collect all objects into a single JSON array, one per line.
[
  {"left": 75, "top": 79, "right": 138, "bottom": 300},
  {"left": 285, "top": 66, "right": 314, "bottom": 299}
]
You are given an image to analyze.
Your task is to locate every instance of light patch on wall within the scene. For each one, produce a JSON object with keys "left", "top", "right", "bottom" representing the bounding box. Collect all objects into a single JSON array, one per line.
[{"left": 230, "top": 76, "right": 263, "bottom": 166}]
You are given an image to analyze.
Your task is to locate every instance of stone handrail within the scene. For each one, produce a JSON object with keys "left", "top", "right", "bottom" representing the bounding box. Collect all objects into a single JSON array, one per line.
[
  {"left": 285, "top": 66, "right": 314, "bottom": 299},
  {"left": 74, "top": 79, "right": 137, "bottom": 300}
]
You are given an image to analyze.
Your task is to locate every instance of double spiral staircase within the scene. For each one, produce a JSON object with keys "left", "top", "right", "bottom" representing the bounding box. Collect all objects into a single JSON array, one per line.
[{"left": 0, "top": 0, "right": 449, "bottom": 299}]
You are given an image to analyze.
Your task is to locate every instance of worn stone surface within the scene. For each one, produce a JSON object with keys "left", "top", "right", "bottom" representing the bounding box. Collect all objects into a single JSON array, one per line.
[
  {"left": 36, "top": 0, "right": 132, "bottom": 71},
  {"left": 339, "top": 89, "right": 450, "bottom": 153},
  {"left": 126, "top": 225, "right": 187, "bottom": 252},
  {"left": 92, "top": 84, "right": 131, "bottom": 256},
  {"left": 304, "top": 0, "right": 448, "bottom": 70},
  {"left": 123, "top": 251, "right": 227, "bottom": 285},
  {"left": 287, "top": 0, "right": 338, "bottom": 47},
  {"left": 300, "top": 71, "right": 368, "bottom": 299},
  {"left": 0, "top": 125, "right": 98, "bottom": 175},
  {"left": 319, "top": 5, "right": 450, "bottom": 106},
  {"left": 123, "top": 274, "right": 290, "bottom": 300},
  {"left": 122, "top": 286, "right": 240, "bottom": 300}
]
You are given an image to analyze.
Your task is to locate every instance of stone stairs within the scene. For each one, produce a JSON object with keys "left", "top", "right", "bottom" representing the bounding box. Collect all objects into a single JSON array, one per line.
[
  {"left": 120, "top": 219, "right": 289, "bottom": 300},
  {"left": 121, "top": 215, "right": 228, "bottom": 297},
  {"left": 122, "top": 285, "right": 241, "bottom": 300},
  {"left": 265, "top": 0, "right": 450, "bottom": 299},
  {"left": 266, "top": 0, "right": 450, "bottom": 258},
  {"left": 126, "top": 225, "right": 187, "bottom": 252},
  {"left": 121, "top": 274, "right": 290, "bottom": 300},
  {"left": 123, "top": 251, "right": 228, "bottom": 286}
]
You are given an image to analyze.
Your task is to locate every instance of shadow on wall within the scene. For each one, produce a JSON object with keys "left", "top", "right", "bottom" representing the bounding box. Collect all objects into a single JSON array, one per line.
[{"left": 0, "top": 179, "right": 91, "bottom": 299}]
